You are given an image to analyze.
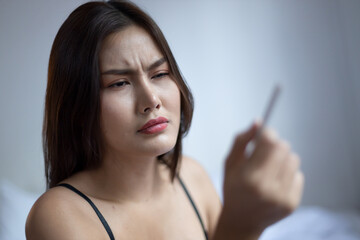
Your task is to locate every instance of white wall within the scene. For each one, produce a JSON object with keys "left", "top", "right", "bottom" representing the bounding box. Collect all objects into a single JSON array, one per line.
[{"left": 0, "top": 0, "right": 359, "bottom": 209}]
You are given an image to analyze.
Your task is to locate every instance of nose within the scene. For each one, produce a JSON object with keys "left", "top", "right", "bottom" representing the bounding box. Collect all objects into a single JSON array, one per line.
[{"left": 137, "top": 80, "right": 161, "bottom": 114}]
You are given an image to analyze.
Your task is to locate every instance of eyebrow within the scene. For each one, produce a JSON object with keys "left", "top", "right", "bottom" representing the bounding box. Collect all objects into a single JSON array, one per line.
[{"left": 101, "top": 57, "right": 167, "bottom": 75}]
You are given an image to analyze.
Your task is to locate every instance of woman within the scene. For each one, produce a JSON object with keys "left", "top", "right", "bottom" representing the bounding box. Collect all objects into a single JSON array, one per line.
[{"left": 26, "top": 1, "right": 304, "bottom": 239}]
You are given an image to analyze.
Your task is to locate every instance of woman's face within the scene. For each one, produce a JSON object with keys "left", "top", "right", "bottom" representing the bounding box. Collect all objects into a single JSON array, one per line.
[{"left": 99, "top": 25, "right": 181, "bottom": 160}]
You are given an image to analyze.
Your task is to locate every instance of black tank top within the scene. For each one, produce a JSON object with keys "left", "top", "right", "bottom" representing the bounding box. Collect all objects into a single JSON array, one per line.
[{"left": 58, "top": 176, "right": 209, "bottom": 240}]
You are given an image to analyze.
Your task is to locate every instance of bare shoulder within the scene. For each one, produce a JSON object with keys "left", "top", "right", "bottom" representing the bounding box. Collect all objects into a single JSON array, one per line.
[
  {"left": 180, "top": 156, "right": 214, "bottom": 192},
  {"left": 25, "top": 186, "right": 102, "bottom": 240},
  {"left": 179, "top": 156, "right": 222, "bottom": 237}
]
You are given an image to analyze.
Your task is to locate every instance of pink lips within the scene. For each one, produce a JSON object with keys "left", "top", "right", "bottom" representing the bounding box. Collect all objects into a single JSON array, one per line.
[{"left": 138, "top": 117, "right": 169, "bottom": 134}]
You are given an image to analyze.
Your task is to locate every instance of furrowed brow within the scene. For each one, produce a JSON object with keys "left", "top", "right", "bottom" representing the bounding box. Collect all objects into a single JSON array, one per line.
[
  {"left": 147, "top": 57, "right": 167, "bottom": 72},
  {"left": 100, "top": 57, "right": 167, "bottom": 76},
  {"left": 101, "top": 69, "right": 133, "bottom": 76}
]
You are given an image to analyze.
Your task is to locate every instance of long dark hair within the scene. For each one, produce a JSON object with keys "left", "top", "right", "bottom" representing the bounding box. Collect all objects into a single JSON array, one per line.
[{"left": 43, "top": 0, "right": 193, "bottom": 189}]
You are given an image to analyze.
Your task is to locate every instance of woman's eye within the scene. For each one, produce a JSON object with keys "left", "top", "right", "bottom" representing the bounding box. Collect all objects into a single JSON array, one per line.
[
  {"left": 109, "top": 81, "right": 129, "bottom": 88},
  {"left": 152, "top": 72, "right": 169, "bottom": 79}
]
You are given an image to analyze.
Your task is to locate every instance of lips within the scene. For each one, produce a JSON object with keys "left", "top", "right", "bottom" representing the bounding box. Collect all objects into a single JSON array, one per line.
[{"left": 138, "top": 117, "right": 169, "bottom": 134}]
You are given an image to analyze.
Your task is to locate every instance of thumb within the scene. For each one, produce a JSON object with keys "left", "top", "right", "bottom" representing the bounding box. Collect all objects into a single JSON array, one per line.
[{"left": 226, "top": 120, "right": 261, "bottom": 168}]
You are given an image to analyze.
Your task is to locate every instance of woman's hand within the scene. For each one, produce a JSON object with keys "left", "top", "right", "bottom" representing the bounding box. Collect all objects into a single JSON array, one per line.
[{"left": 213, "top": 121, "right": 304, "bottom": 240}]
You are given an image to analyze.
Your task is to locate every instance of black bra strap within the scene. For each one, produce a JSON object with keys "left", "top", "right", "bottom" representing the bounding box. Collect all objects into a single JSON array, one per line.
[
  {"left": 177, "top": 176, "right": 209, "bottom": 240},
  {"left": 58, "top": 179, "right": 208, "bottom": 240},
  {"left": 57, "top": 183, "right": 115, "bottom": 240}
]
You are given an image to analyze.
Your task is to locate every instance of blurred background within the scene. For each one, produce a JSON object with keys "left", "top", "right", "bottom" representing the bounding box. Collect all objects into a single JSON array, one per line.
[{"left": 0, "top": 0, "right": 359, "bottom": 213}]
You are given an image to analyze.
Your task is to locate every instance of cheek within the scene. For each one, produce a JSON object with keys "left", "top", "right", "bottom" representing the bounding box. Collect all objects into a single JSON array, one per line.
[
  {"left": 100, "top": 93, "right": 133, "bottom": 139},
  {"left": 164, "top": 82, "right": 182, "bottom": 137},
  {"left": 162, "top": 81, "right": 181, "bottom": 114}
]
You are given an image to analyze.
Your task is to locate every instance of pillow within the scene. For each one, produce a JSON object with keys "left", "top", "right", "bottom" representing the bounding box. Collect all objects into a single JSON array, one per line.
[{"left": 0, "top": 179, "right": 40, "bottom": 240}]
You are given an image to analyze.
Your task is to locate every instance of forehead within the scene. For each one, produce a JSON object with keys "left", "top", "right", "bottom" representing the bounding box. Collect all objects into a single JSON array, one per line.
[{"left": 99, "top": 25, "right": 164, "bottom": 70}]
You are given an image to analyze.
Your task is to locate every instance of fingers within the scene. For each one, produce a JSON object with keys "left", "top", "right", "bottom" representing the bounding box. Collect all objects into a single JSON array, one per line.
[
  {"left": 225, "top": 121, "right": 260, "bottom": 169},
  {"left": 248, "top": 128, "right": 289, "bottom": 174},
  {"left": 289, "top": 171, "right": 305, "bottom": 210},
  {"left": 247, "top": 126, "right": 304, "bottom": 203},
  {"left": 234, "top": 121, "right": 261, "bottom": 151},
  {"left": 222, "top": 126, "right": 305, "bottom": 230},
  {"left": 280, "top": 171, "right": 305, "bottom": 215},
  {"left": 278, "top": 153, "right": 300, "bottom": 189}
]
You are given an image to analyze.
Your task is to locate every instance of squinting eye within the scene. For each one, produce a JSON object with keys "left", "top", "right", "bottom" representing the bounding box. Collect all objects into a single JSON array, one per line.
[
  {"left": 152, "top": 72, "right": 169, "bottom": 79},
  {"left": 109, "top": 81, "right": 129, "bottom": 88}
]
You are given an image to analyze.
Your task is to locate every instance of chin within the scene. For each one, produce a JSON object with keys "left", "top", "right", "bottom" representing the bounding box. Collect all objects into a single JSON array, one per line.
[
  {"left": 159, "top": 143, "right": 177, "bottom": 156},
  {"left": 152, "top": 141, "right": 177, "bottom": 157},
  {"left": 140, "top": 135, "right": 178, "bottom": 157}
]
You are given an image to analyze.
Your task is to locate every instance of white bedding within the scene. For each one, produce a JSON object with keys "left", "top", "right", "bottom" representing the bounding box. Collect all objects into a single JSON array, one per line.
[
  {"left": 1, "top": 179, "right": 359, "bottom": 240},
  {"left": 260, "top": 206, "right": 360, "bottom": 240}
]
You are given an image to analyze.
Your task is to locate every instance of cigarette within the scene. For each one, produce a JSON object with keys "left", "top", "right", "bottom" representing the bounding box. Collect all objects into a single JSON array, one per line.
[{"left": 245, "top": 84, "right": 282, "bottom": 158}]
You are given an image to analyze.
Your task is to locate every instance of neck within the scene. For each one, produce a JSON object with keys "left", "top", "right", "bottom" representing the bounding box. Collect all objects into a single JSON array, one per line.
[{"left": 87, "top": 151, "right": 170, "bottom": 203}]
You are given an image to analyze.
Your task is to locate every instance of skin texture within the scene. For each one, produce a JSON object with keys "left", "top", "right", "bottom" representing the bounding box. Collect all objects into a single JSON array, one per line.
[
  {"left": 26, "top": 25, "right": 304, "bottom": 240},
  {"left": 99, "top": 26, "right": 181, "bottom": 161},
  {"left": 212, "top": 122, "right": 304, "bottom": 240},
  {"left": 26, "top": 25, "right": 222, "bottom": 240}
]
